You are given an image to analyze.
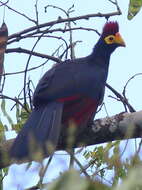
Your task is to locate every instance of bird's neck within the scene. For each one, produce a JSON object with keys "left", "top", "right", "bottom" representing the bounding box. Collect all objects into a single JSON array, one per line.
[
  {"left": 93, "top": 45, "right": 110, "bottom": 62},
  {"left": 91, "top": 38, "right": 114, "bottom": 64}
]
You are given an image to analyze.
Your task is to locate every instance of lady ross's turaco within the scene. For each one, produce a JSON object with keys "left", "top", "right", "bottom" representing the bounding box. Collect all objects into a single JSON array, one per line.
[{"left": 10, "top": 21, "right": 125, "bottom": 159}]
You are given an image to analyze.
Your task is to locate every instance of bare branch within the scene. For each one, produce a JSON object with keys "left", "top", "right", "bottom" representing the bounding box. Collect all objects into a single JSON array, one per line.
[
  {"left": 0, "top": 0, "right": 9, "bottom": 7},
  {"left": 122, "top": 73, "right": 142, "bottom": 99},
  {"left": 108, "top": 0, "right": 122, "bottom": 14},
  {"left": 7, "top": 27, "right": 100, "bottom": 45},
  {"left": 1, "top": 110, "right": 142, "bottom": 169},
  {"left": 35, "top": 0, "right": 39, "bottom": 25},
  {"left": 0, "top": 1, "right": 37, "bottom": 24},
  {"left": 8, "top": 11, "right": 121, "bottom": 41},
  {"left": 6, "top": 48, "right": 62, "bottom": 63},
  {"left": 106, "top": 83, "right": 136, "bottom": 113},
  {"left": 45, "top": 4, "right": 69, "bottom": 16},
  {"left": 23, "top": 34, "right": 45, "bottom": 106},
  {"left": 0, "top": 94, "right": 30, "bottom": 113}
]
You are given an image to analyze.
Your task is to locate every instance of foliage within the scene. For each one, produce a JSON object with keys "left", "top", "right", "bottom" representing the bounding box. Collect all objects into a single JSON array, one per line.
[
  {"left": 37, "top": 165, "right": 142, "bottom": 190},
  {"left": 46, "top": 169, "right": 110, "bottom": 190},
  {"left": 0, "top": 0, "right": 141, "bottom": 190},
  {"left": 44, "top": 165, "right": 142, "bottom": 190},
  {"left": 114, "top": 166, "right": 142, "bottom": 190},
  {"left": 128, "top": 0, "right": 142, "bottom": 20},
  {"left": 84, "top": 140, "right": 142, "bottom": 183}
]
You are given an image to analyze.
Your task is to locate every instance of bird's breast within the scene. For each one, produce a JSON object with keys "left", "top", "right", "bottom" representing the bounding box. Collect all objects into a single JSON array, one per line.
[{"left": 73, "top": 65, "right": 107, "bottom": 99}]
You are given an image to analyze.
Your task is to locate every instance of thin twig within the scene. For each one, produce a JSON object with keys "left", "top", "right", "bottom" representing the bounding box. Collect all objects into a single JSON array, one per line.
[
  {"left": 120, "top": 140, "right": 129, "bottom": 158},
  {"left": 67, "top": 151, "right": 90, "bottom": 178},
  {"left": 23, "top": 34, "right": 45, "bottom": 106},
  {"left": 35, "top": 0, "right": 39, "bottom": 25},
  {"left": 39, "top": 155, "right": 53, "bottom": 185},
  {"left": 65, "top": 5, "right": 76, "bottom": 59},
  {"left": 1, "top": 63, "right": 47, "bottom": 76},
  {"left": 0, "top": 1, "right": 37, "bottom": 24},
  {"left": 7, "top": 27, "right": 100, "bottom": 44},
  {"left": 106, "top": 83, "right": 136, "bottom": 113},
  {"left": 27, "top": 79, "right": 34, "bottom": 110},
  {"left": 60, "top": 40, "right": 82, "bottom": 59},
  {"left": 0, "top": 94, "right": 29, "bottom": 112},
  {"left": 0, "top": 69, "right": 6, "bottom": 93},
  {"left": 6, "top": 48, "right": 62, "bottom": 63},
  {"left": 123, "top": 73, "right": 142, "bottom": 99},
  {"left": 69, "top": 149, "right": 75, "bottom": 169},
  {"left": 4, "top": 47, "right": 63, "bottom": 77},
  {"left": 0, "top": 0, "right": 9, "bottom": 7},
  {"left": 135, "top": 139, "right": 142, "bottom": 155},
  {"left": 108, "top": 95, "right": 128, "bottom": 112},
  {"left": 8, "top": 11, "right": 121, "bottom": 40},
  {"left": 45, "top": 4, "right": 68, "bottom": 16},
  {"left": 108, "top": 0, "right": 122, "bottom": 13}
]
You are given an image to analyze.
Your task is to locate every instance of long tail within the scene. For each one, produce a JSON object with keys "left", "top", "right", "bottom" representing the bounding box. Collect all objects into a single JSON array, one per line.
[{"left": 10, "top": 102, "right": 63, "bottom": 160}]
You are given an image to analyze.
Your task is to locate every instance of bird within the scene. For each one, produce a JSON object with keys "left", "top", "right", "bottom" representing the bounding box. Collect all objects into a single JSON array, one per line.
[{"left": 10, "top": 21, "right": 125, "bottom": 160}]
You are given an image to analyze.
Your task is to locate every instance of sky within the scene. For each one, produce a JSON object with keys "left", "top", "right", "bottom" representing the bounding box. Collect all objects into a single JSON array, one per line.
[{"left": 0, "top": 0, "right": 142, "bottom": 189}]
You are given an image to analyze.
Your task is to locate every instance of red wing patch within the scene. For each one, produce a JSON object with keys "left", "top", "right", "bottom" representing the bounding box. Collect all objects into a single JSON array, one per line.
[
  {"left": 58, "top": 95, "right": 81, "bottom": 102},
  {"left": 58, "top": 95, "right": 99, "bottom": 126}
]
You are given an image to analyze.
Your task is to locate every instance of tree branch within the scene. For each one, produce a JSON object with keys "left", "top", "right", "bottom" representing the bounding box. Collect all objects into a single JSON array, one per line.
[
  {"left": 1, "top": 1, "right": 37, "bottom": 24},
  {"left": 0, "top": 110, "right": 142, "bottom": 169},
  {"left": 8, "top": 11, "right": 121, "bottom": 41},
  {"left": 106, "top": 83, "right": 136, "bottom": 112},
  {"left": 7, "top": 27, "right": 100, "bottom": 45},
  {"left": 6, "top": 48, "right": 62, "bottom": 63}
]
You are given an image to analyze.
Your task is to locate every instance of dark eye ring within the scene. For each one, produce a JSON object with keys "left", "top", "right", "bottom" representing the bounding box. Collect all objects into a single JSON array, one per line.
[{"left": 109, "top": 37, "right": 114, "bottom": 41}]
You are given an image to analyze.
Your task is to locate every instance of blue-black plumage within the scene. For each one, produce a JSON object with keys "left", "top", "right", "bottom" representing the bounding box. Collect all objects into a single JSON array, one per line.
[{"left": 10, "top": 21, "right": 125, "bottom": 160}]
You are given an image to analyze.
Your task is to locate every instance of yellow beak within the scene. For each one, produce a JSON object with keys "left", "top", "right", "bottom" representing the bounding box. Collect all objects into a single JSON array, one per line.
[{"left": 115, "top": 32, "right": 126, "bottom": 47}]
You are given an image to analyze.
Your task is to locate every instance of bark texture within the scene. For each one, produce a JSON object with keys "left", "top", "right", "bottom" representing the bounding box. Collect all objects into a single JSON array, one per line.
[{"left": 0, "top": 111, "right": 142, "bottom": 169}]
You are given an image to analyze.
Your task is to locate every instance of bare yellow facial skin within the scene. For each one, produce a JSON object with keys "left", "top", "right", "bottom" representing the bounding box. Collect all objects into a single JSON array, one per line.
[{"left": 104, "top": 32, "right": 126, "bottom": 47}]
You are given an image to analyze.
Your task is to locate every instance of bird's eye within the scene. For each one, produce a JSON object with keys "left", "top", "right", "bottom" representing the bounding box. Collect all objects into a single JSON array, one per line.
[
  {"left": 109, "top": 37, "right": 114, "bottom": 41},
  {"left": 104, "top": 35, "right": 115, "bottom": 44}
]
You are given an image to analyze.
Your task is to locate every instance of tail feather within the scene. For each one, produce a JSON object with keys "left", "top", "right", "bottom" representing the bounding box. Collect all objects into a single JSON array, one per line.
[{"left": 10, "top": 102, "right": 63, "bottom": 160}]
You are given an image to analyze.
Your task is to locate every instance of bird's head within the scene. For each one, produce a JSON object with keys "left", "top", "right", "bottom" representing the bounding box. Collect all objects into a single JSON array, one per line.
[
  {"left": 93, "top": 21, "right": 125, "bottom": 57},
  {"left": 101, "top": 21, "right": 125, "bottom": 49}
]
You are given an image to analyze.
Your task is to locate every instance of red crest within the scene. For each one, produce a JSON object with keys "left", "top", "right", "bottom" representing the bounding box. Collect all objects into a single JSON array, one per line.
[{"left": 102, "top": 21, "right": 119, "bottom": 37}]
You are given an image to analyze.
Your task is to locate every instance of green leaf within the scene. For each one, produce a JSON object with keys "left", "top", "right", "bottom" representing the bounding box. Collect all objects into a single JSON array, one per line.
[
  {"left": 1, "top": 99, "right": 13, "bottom": 126},
  {"left": 20, "top": 107, "right": 30, "bottom": 124},
  {"left": 113, "top": 166, "right": 142, "bottom": 190},
  {"left": 0, "top": 123, "right": 5, "bottom": 141},
  {"left": 128, "top": 0, "right": 142, "bottom": 20},
  {"left": 11, "top": 123, "right": 23, "bottom": 132},
  {"left": 46, "top": 169, "right": 110, "bottom": 190},
  {"left": 47, "top": 169, "right": 89, "bottom": 190},
  {"left": 0, "top": 123, "right": 4, "bottom": 132}
]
